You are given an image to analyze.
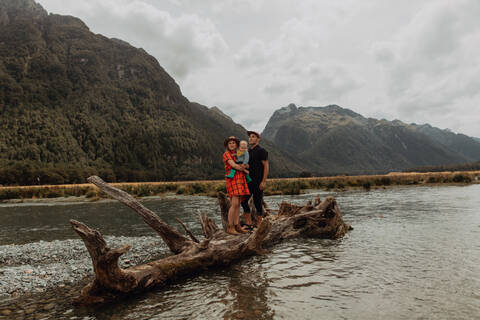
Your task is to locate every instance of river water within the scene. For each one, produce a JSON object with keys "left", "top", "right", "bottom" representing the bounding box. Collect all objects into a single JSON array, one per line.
[{"left": 0, "top": 185, "right": 479, "bottom": 319}]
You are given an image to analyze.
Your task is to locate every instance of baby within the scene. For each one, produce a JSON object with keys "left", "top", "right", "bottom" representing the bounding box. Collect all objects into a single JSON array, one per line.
[{"left": 226, "top": 140, "right": 252, "bottom": 183}]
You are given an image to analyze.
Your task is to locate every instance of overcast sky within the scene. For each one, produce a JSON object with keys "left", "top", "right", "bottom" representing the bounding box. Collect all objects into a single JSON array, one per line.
[{"left": 37, "top": 0, "right": 480, "bottom": 137}]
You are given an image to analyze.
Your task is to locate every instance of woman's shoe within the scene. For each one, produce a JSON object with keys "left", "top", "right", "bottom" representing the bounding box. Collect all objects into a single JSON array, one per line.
[
  {"left": 235, "top": 224, "right": 248, "bottom": 234},
  {"left": 226, "top": 226, "right": 239, "bottom": 235}
]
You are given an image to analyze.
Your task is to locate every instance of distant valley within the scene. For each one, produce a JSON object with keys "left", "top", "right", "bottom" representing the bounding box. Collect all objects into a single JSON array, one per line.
[{"left": 1, "top": 0, "right": 479, "bottom": 185}]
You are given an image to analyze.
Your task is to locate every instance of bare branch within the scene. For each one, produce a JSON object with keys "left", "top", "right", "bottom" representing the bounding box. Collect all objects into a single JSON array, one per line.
[
  {"left": 87, "top": 176, "right": 193, "bottom": 254},
  {"left": 176, "top": 218, "right": 200, "bottom": 243},
  {"left": 198, "top": 211, "right": 219, "bottom": 239}
]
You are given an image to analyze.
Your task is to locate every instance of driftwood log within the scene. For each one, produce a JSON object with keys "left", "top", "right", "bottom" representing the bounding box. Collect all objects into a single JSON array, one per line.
[{"left": 70, "top": 176, "right": 352, "bottom": 305}]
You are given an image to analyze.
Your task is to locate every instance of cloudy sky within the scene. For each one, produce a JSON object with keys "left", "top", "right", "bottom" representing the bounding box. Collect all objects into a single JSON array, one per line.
[{"left": 37, "top": 0, "right": 480, "bottom": 137}]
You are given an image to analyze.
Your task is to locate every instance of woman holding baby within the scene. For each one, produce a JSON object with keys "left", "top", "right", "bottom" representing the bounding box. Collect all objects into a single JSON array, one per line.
[{"left": 222, "top": 136, "right": 250, "bottom": 235}]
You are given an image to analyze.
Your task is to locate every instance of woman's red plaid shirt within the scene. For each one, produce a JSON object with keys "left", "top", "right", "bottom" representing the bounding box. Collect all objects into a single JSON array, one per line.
[{"left": 223, "top": 150, "right": 250, "bottom": 198}]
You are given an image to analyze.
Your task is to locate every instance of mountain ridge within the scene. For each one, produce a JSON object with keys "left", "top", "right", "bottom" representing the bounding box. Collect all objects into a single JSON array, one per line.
[
  {"left": 262, "top": 103, "right": 480, "bottom": 174},
  {"left": 0, "top": 0, "right": 303, "bottom": 185}
]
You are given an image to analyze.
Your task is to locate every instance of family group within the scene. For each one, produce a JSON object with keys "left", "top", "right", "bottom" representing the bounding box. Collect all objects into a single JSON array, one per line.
[{"left": 223, "top": 131, "right": 269, "bottom": 235}]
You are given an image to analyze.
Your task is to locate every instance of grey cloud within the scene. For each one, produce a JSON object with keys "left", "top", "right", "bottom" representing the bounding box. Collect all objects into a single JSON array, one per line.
[
  {"left": 372, "top": 0, "right": 480, "bottom": 128},
  {"left": 39, "top": 0, "right": 228, "bottom": 79},
  {"left": 263, "top": 82, "right": 290, "bottom": 95},
  {"left": 372, "top": 42, "right": 395, "bottom": 65},
  {"left": 217, "top": 101, "right": 274, "bottom": 133},
  {"left": 298, "top": 64, "right": 361, "bottom": 103},
  {"left": 38, "top": 0, "right": 480, "bottom": 137},
  {"left": 233, "top": 38, "right": 270, "bottom": 68},
  {"left": 397, "top": 65, "right": 480, "bottom": 117}
]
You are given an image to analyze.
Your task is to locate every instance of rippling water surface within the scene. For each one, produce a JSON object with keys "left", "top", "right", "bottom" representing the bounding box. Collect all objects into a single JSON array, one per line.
[{"left": 1, "top": 185, "right": 479, "bottom": 319}]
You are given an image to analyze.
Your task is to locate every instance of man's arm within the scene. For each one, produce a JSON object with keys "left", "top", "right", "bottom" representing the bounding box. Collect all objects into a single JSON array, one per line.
[{"left": 260, "top": 160, "right": 269, "bottom": 190}]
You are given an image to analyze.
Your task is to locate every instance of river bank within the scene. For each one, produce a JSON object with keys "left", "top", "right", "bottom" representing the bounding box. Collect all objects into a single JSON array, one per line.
[
  {"left": 1, "top": 184, "right": 479, "bottom": 319},
  {"left": 0, "top": 236, "right": 167, "bottom": 300},
  {"left": 1, "top": 171, "right": 479, "bottom": 203}
]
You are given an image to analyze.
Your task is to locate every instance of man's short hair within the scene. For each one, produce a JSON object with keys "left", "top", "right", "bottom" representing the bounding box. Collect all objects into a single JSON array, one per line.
[{"left": 246, "top": 131, "right": 261, "bottom": 138}]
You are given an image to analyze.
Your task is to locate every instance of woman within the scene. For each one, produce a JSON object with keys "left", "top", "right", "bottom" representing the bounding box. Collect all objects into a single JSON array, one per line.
[{"left": 223, "top": 136, "right": 250, "bottom": 235}]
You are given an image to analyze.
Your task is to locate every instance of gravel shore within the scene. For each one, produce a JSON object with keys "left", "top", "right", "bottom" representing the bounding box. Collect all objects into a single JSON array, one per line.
[{"left": 0, "top": 236, "right": 169, "bottom": 300}]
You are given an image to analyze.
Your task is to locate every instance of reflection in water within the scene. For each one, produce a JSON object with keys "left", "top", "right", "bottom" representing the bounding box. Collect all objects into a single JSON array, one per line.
[
  {"left": 1, "top": 185, "right": 480, "bottom": 319},
  {"left": 223, "top": 258, "right": 273, "bottom": 319}
]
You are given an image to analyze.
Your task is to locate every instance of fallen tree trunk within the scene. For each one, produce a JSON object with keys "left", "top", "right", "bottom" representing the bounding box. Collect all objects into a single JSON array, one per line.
[{"left": 71, "top": 176, "right": 352, "bottom": 305}]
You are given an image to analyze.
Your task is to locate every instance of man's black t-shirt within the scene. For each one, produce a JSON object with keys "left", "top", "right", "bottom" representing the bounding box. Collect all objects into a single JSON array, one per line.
[{"left": 248, "top": 145, "right": 268, "bottom": 184}]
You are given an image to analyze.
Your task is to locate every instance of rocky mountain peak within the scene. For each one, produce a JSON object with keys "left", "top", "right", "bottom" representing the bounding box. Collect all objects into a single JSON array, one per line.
[
  {"left": 286, "top": 103, "right": 297, "bottom": 110},
  {"left": 300, "top": 104, "right": 364, "bottom": 119},
  {"left": 391, "top": 119, "right": 406, "bottom": 126},
  {"left": 267, "top": 104, "right": 365, "bottom": 129},
  {"left": 276, "top": 103, "right": 298, "bottom": 115},
  {"left": 262, "top": 103, "right": 480, "bottom": 174},
  {"left": 0, "top": 0, "right": 47, "bottom": 25}
]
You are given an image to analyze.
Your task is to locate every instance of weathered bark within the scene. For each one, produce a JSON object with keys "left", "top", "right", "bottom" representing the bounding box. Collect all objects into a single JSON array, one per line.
[
  {"left": 217, "top": 192, "right": 351, "bottom": 244},
  {"left": 71, "top": 176, "right": 352, "bottom": 305},
  {"left": 198, "top": 211, "right": 219, "bottom": 239}
]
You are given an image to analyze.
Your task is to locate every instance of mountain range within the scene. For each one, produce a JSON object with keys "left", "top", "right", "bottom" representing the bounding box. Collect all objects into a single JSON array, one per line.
[
  {"left": 262, "top": 104, "right": 480, "bottom": 174},
  {"left": 1, "top": 0, "right": 479, "bottom": 185},
  {"left": 0, "top": 0, "right": 302, "bottom": 184}
]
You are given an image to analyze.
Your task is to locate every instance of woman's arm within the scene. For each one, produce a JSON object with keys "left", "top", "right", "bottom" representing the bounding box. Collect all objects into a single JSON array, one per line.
[{"left": 228, "top": 159, "right": 245, "bottom": 171}]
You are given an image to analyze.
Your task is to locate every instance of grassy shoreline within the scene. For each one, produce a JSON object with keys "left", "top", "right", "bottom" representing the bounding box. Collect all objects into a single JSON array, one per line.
[{"left": 1, "top": 171, "right": 479, "bottom": 202}]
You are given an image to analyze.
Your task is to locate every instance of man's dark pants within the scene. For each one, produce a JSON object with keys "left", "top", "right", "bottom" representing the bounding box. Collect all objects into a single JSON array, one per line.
[{"left": 241, "top": 180, "right": 264, "bottom": 216}]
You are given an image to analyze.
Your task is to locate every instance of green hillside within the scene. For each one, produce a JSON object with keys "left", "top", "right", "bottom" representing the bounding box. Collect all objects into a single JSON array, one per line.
[{"left": 0, "top": 0, "right": 303, "bottom": 185}]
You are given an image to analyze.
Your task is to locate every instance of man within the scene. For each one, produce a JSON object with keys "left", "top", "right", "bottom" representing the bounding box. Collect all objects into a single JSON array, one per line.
[{"left": 241, "top": 130, "right": 269, "bottom": 227}]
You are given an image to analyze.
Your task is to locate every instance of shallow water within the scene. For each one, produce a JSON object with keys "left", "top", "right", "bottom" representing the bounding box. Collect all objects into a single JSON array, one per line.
[{"left": 1, "top": 185, "right": 479, "bottom": 319}]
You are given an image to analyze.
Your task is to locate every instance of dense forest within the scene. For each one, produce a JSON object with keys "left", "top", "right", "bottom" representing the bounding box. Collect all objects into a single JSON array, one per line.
[
  {"left": 0, "top": 0, "right": 303, "bottom": 186},
  {"left": 2, "top": 0, "right": 478, "bottom": 186}
]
